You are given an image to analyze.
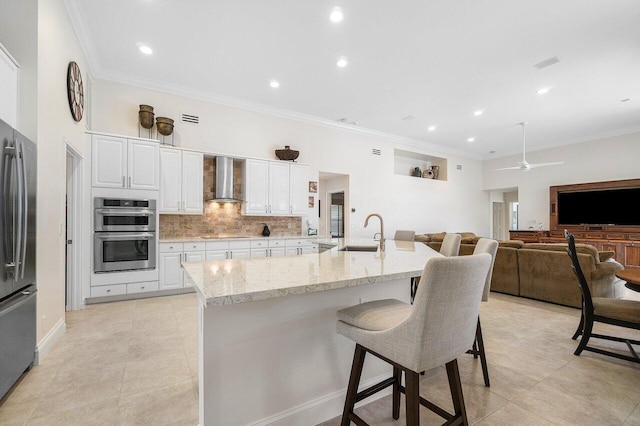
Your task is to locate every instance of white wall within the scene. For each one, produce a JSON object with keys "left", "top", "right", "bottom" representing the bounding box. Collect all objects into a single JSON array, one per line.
[
  {"left": 91, "top": 79, "right": 490, "bottom": 237},
  {"left": 35, "top": 0, "right": 90, "bottom": 344},
  {"left": 483, "top": 131, "right": 640, "bottom": 230},
  {"left": 0, "top": 0, "right": 38, "bottom": 140}
]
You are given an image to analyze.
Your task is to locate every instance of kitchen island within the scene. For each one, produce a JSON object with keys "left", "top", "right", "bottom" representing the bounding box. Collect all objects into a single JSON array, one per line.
[{"left": 182, "top": 238, "right": 441, "bottom": 425}]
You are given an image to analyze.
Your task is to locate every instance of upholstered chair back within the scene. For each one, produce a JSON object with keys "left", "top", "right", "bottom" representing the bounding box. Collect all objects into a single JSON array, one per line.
[
  {"left": 404, "top": 254, "right": 491, "bottom": 372},
  {"left": 439, "top": 233, "right": 462, "bottom": 257},
  {"left": 393, "top": 230, "right": 416, "bottom": 241},
  {"left": 473, "top": 238, "right": 499, "bottom": 302}
]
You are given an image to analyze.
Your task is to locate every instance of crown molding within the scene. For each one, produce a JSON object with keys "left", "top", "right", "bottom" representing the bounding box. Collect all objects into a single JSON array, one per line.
[
  {"left": 90, "top": 67, "right": 482, "bottom": 161},
  {"left": 62, "top": 0, "right": 101, "bottom": 76}
]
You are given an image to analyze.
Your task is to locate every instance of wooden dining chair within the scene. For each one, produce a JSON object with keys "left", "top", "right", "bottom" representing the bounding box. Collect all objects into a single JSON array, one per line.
[{"left": 565, "top": 230, "right": 640, "bottom": 364}]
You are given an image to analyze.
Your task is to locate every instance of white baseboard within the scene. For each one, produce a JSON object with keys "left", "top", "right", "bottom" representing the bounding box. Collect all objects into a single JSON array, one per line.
[
  {"left": 250, "top": 373, "right": 392, "bottom": 426},
  {"left": 34, "top": 319, "right": 66, "bottom": 365}
]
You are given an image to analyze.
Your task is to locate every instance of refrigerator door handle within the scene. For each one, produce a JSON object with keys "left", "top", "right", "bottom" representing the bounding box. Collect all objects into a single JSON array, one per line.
[
  {"left": 14, "top": 141, "right": 23, "bottom": 280},
  {"left": 2, "top": 143, "right": 15, "bottom": 278},
  {"left": 17, "top": 140, "right": 28, "bottom": 279}
]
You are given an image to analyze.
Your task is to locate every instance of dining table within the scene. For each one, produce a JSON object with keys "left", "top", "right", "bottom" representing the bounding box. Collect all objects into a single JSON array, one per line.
[{"left": 615, "top": 268, "right": 640, "bottom": 293}]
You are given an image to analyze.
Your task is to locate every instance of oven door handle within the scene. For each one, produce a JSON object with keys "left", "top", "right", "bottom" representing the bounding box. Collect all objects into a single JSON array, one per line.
[
  {"left": 95, "top": 209, "right": 155, "bottom": 216},
  {"left": 94, "top": 233, "right": 155, "bottom": 240}
]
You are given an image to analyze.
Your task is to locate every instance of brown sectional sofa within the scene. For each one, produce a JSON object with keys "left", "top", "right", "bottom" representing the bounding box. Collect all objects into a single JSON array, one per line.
[{"left": 414, "top": 232, "right": 625, "bottom": 308}]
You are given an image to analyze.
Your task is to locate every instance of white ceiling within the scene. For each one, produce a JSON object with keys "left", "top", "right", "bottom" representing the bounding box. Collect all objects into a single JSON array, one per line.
[{"left": 65, "top": 0, "right": 640, "bottom": 159}]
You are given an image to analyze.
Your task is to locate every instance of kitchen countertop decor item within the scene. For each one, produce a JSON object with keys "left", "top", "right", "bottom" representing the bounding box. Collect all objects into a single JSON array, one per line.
[
  {"left": 156, "top": 117, "right": 175, "bottom": 145},
  {"left": 139, "top": 105, "right": 154, "bottom": 129},
  {"left": 411, "top": 166, "right": 422, "bottom": 177},
  {"left": 275, "top": 145, "right": 299, "bottom": 161},
  {"left": 262, "top": 223, "right": 271, "bottom": 237},
  {"left": 138, "top": 104, "right": 155, "bottom": 138}
]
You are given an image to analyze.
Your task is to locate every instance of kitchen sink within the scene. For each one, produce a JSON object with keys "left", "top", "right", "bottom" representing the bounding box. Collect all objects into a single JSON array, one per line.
[{"left": 338, "top": 245, "right": 378, "bottom": 252}]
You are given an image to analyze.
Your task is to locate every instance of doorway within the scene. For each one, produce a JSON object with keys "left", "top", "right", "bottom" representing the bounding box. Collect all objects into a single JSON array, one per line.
[
  {"left": 318, "top": 172, "right": 349, "bottom": 238},
  {"left": 329, "top": 192, "right": 345, "bottom": 237},
  {"left": 65, "top": 144, "right": 83, "bottom": 311}
]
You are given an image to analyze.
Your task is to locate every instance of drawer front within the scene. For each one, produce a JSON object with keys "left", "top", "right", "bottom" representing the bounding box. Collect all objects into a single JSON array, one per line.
[
  {"left": 251, "top": 239, "right": 268, "bottom": 249},
  {"left": 184, "top": 241, "right": 206, "bottom": 252},
  {"left": 286, "top": 238, "right": 312, "bottom": 247},
  {"left": 584, "top": 232, "right": 603, "bottom": 240},
  {"left": 206, "top": 241, "right": 229, "bottom": 250},
  {"left": 606, "top": 233, "right": 626, "bottom": 240},
  {"left": 91, "top": 284, "right": 127, "bottom": 298},
  {"left": 269, "top": 239, "right": 285, "bottom": 248},
  {"left": 628, "top": 234, "right": 640, "bottom": 241},
  {"left": 160, "top": 242, "right": 184, "bottom": 253},
  {"left": 127, "top": 281, "right": 159, "bottom": 294},
  {"left": 229, "top": 240, "right": 251, "bottom": 249}
]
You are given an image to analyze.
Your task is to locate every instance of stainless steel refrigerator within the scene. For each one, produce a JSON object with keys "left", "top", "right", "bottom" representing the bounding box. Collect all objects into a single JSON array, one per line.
[{"left": 0, "top": 118, "right": 37, "bottom": 400}]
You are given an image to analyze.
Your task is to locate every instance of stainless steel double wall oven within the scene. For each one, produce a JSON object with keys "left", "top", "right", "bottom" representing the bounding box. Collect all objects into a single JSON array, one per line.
[{"left": 93, "top": 198, "right": 157, "bottom": 273}]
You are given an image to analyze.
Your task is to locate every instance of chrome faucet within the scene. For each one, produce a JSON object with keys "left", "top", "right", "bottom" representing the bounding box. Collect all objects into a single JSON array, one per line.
[{"left": 364, "top": 213, "right": 385, "bottom": 252}]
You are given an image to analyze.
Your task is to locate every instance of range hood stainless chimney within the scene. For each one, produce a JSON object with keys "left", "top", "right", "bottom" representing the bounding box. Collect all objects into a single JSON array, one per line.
[{"left": 209, "top": 156, "right": 244, "bottom": 202}]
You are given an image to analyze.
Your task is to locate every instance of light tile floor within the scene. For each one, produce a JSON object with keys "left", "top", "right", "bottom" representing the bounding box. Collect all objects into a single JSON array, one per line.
[{"left": 1, "top": 290, "right": 639, "bottom": 425}]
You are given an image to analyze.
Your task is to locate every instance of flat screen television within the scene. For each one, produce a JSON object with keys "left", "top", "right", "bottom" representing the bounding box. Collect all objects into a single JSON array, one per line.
[{"left": 557, "top": 187, "right": 640, "bottom": 226}]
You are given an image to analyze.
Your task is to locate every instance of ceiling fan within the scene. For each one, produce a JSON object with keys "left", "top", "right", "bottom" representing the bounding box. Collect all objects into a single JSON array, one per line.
[{"left": 493, "top": 122, "right": 564, "bottom": 171}]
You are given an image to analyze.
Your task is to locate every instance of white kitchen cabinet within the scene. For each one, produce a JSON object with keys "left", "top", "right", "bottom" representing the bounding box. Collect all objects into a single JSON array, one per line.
[
  {"left": 290, "top": 164, "right": 309, "bottom": 215},
  {"left": 183, "top": 250, "right": 205, "bottom": 287},
  {"left": 159, "top": 147, "right": 204, "bottom": 214},
  {"left": 205, "top": 240, "right": 251, "bottom": 259},
  {"left": 286, "top": 238, "right": 314, "bottom": 256},
  {"left": 250, "top": 239, "right": 286, "bottom": 257},
  {"left": 243, "top": 159, "right": 269, "bottom": 214},
  {"left": 159, "top": 251, "right": 183, "bottom": 290},
  {"left": 92, "top": 134, "right": 159, "bottom": 190},
  {"left": 0, "top": 44, "right": 18, "bottom": 128},
  {"left": 269, "top": 161, "right": 290, "bottom": 214},
  {"left": 159, "top": 242, "right": 206, "bottom": 290},
  {"left": 242, "top": 159, "right": 309, "bottom": 216}
]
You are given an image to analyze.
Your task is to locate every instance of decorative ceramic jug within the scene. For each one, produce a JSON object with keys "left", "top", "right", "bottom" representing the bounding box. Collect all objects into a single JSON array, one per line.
[{"left": 262, "top": 224, "right": 271, "bottom": 237}]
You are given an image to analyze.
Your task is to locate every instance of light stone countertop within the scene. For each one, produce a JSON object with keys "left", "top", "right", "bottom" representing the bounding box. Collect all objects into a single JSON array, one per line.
[
  {"left": 160, "top": 235, "right": 319, "bottom": 243},
  {"left": 182, "top": 238, "right": 441, "bottom": 307}
]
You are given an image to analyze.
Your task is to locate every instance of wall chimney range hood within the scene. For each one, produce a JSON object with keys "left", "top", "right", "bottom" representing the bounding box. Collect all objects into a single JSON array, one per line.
[{"left": 208, "top": 156, "right": 244, "bottom": 202}]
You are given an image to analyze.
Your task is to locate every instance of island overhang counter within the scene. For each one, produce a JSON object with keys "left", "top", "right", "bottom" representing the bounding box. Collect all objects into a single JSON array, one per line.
[{"left": 183, "top": 238, "right": 442, "bottom": 426}]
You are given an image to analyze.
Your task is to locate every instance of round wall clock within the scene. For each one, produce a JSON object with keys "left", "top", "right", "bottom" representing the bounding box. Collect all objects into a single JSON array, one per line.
[{"left": 67, "top": 61, "right": 84, "bottom": 122}]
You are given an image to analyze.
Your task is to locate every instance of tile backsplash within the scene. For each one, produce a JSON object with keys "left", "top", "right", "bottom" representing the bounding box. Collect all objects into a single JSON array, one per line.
[{"left": 159, "top": 157, "right": 303, "bottom": 239}]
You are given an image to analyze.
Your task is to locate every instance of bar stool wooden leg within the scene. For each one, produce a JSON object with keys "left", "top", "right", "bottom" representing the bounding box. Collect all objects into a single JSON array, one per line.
[
  {"left": 392, "top": 366, "right": 401, "bottom": 420},
  {"left": 446, "top": 359, "right": 468, "bottom": 426},
  {"left": 475, "top": 318, "right": 490, "bottom": 387},
  {"left": 405, "top": 369, "right": 421, "bottom": 426},
  {"left": 341, "top": 344, "right": 366, "bottom": 426}
]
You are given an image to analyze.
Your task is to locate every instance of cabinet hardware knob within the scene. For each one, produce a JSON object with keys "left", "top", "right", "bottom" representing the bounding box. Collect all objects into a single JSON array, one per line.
[
  {"left": 107, "top": 289, "right": 111, "bottom": 293},
  {"left": 129, "top": 176, "right": 132, "bottom": 187},
  {"left": 141, "top": 286, "right": 145, "bottom": 289}
]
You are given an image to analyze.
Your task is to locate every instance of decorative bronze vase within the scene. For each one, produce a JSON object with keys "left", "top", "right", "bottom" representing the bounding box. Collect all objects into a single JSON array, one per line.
[
  {"left": 138, "top": 105, "right": 155, "bottom": 129},
  {"left": 275, "top": 145, "right": 299, "bottom": 161},
  {"left": 156, "top": 117, "right": 174, "bottom": 136}
]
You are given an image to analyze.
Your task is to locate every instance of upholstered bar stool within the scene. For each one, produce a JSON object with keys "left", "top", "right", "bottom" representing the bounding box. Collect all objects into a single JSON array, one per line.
[
  {"left": 411, "top": 233, "right": 461, "bottom": 303},
  {"left": 337, "top": 254, "right": 492, "bottom": 426},
  {"left": 465, "top": 238, "right": 499, "bottom": 387}
]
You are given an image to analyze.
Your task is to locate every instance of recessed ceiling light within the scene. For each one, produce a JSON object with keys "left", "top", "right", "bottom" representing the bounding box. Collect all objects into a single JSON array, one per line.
[
  {"left": 536, "top": 87, "right": 551, "bottom": 95},
  {"left": 467, "top": 137, "right": 475, "bottom": 142},
  {"left": 269, "top": 80, "right": 280, "bottom": 88},
  {"left": 473, "top": 110, "right": 483, "bottom": 116},
  {"left": 138, "top": 44, "right": 153, "bottom": 55},
  {"left": 336, "top": 57, "right": 348, "bottom": 68},
  {"left": 330, "top": 7, "right": 344, "bottom": 23},
  {"left": 428, "top": 125, "right": 436, "bottom": 132}
]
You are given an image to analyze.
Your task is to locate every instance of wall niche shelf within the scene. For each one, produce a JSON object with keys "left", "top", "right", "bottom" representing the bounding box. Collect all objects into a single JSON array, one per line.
[{"left": 393, "top": 149, "right": 447, "bottom": 181}]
